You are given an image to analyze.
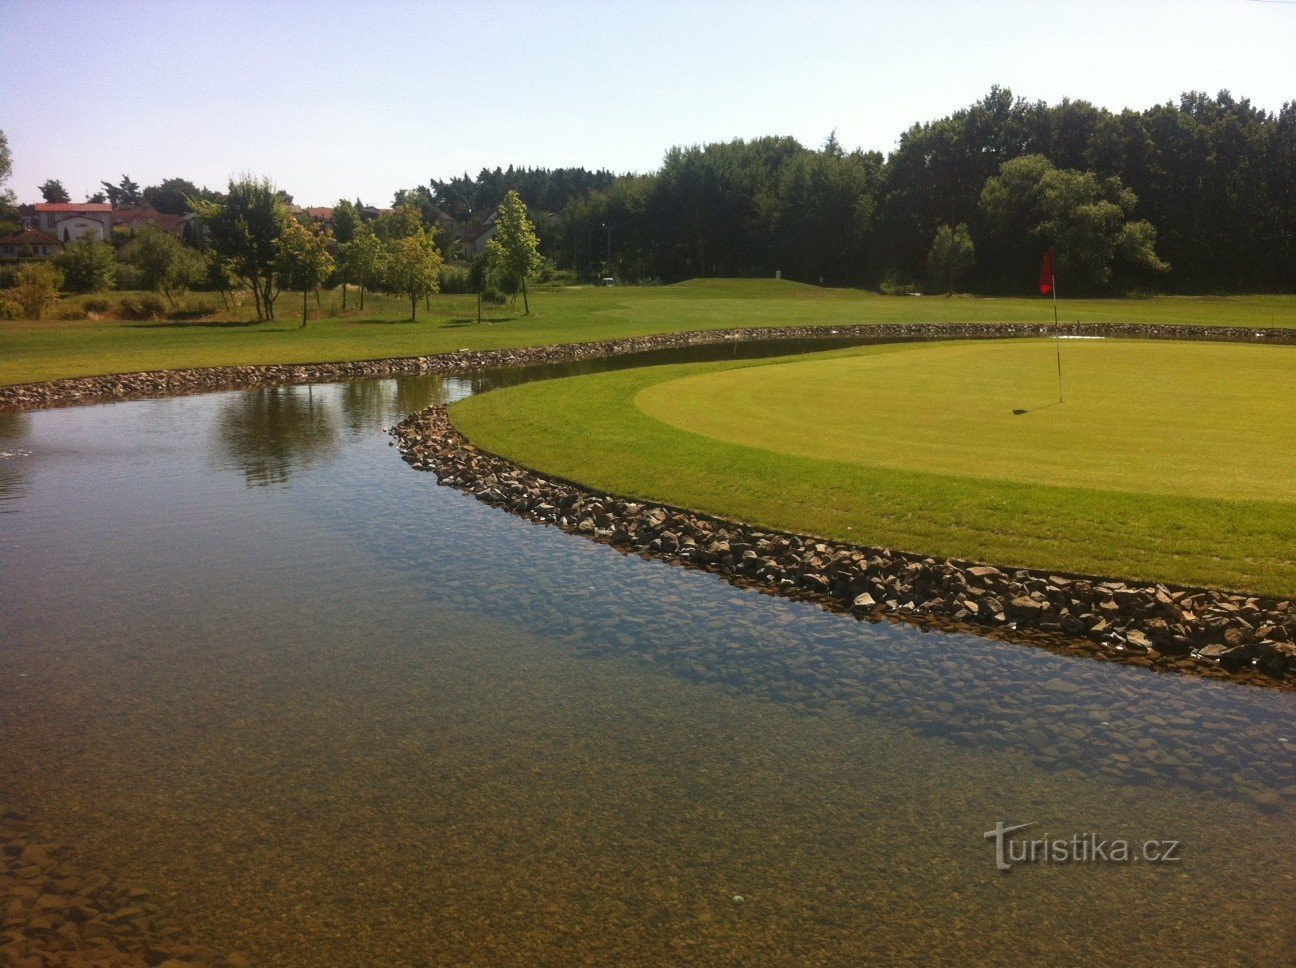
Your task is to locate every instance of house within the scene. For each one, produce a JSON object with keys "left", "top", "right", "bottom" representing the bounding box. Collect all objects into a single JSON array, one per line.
[
  {"left": 461, "top": 211, "right": 498, "bottom": 257},
  {"left": 110, "top": 207, "right": 188, "bottom": 237},
  {"left": 304, "top": 206, "right": 334, "bottom": 223},
  {"left": 0, "top": 227, "right": 62, "bottom": 259},
  {"left": 23, "top": 203, "right": 113, "bottom": 243}
]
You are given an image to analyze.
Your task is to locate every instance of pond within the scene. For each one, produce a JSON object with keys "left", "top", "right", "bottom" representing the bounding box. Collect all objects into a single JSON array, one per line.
[{"left": 2, "top": 339, "right": 1294, "bottom": 965}]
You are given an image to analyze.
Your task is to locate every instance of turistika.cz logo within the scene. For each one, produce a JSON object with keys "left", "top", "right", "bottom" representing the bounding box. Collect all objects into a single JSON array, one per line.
[{"left": 984, "top": 821, "right": 1181, "bottom": 871}]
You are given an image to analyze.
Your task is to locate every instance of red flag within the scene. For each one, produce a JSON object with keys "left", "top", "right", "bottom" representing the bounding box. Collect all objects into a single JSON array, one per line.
[{"left": 1039, "top": 248, "right": 1055, "bottom": 296}]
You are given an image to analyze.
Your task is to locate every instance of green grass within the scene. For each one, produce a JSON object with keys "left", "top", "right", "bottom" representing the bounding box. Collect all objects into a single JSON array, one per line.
[
  {"left": 451, "top": 339, "right": 1296, "bottom": 597},
  {"left": 4, "top": 278, "right": 1296, "bottom": 387}
]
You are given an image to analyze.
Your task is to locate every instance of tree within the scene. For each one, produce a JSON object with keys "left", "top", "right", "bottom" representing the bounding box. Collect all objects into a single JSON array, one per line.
[
  {"left": 39, "top": 179, "right": 70, "bottom": 203},
  {"left": 980, "top": 155, "right": 1167, "bottom": 292},
  {"left": 337, "top": 224, "right": 385, "bottom": 311},
  {"left": 331, "top": 199, "right": 360, "bottom": 244},
  {"left": 926, "top": 224, "right": 975, "bottom": 295},
  {"left": 142, "top": 177, "right": 210, "bottom": 215},
  {"left": 192, "top": 175, "right": 289, "bottom": 320},
  {"left": 384, "top": 228, "right": 443, "bottom": 320},
  {"left": 486, "top": 190, "right": 541, "bottom": 314},
  {"left": 0, "top": 129, "right": 18, "bottom": 234},
  {"left": 275, "top": 219, "right": 336, "bottom": 327},
  {"left": 55, "top": 238, "right": 116, "bottom": 293},
  {"left": 122, "top": 226, "right": 204, "bottom": 305},
  {"left": 101, "top": 174, "right": 142, "bottom": 207},
  {"left": 86, "top": 191, "right": 107, "bottom": 204},
  {"left": 11, "top": 262, "right": 64, "bottom": 318},
  {"left": 372, "top": 203, "right": 423, "bottom": 242}
]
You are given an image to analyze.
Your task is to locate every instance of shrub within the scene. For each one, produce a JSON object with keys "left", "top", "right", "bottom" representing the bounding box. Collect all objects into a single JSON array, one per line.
[
  {"left": 0, "top": 298, "right": 23, "bottom": 321},
  {"left": 51, "top": 303, "right": 88, "bottom": 320},
  {"left": 54, "top": 239, "right": 117, "bottom": 293},
  {"left": 116, "top": 294, "right": 168, "bottom": 320},
  {"left": 438, "top": 264, "right": 473, "bottom": 294},
  {"left": 0, "top": 264, "right": 19, "bottom": 289},
  {"left": 82, "top": 296, "right": 112, "bottom": 314},
  {"left": 11, "top": 262, "right": 64, "bottom": 318},
  {"left": 115, "top": 263, "right": 146, "bottom": 291}
]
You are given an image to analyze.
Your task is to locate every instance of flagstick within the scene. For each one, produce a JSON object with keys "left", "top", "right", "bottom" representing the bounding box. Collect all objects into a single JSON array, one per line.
[{"left": 1052, "top": 272, "right": 1063, "bottom": 404}]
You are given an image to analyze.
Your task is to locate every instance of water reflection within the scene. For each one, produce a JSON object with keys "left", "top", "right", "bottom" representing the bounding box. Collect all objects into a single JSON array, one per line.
[
  {"left": 0, "top": 410, "right": 31, "bottom": 511},
  {"left": 212, "top": 385, "right": 340, "bottom": 487}
]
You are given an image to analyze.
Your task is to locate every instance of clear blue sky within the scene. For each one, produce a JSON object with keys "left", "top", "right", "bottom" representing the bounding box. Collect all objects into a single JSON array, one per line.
[{"left": 2, "top": 0, "right": 1293, "bottom": 206}]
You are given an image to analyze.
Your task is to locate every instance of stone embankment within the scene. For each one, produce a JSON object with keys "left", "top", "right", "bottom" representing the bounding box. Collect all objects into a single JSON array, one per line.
[
  {"left": 392, "top": 406, "right": 1296, "bottom": 689},
  {"left": 5, "top": 320, "right": 1296, "bottom": 412},
  {"left": 0, "top": 804, "right": 246, "bottom": 967}
]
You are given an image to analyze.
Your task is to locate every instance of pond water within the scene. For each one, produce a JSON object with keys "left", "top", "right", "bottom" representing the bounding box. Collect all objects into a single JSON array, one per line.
[{"left": 2, "top": 340, "right": 1294, "bottom": 966}]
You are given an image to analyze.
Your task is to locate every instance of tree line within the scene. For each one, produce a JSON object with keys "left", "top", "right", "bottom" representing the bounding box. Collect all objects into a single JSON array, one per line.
[
  {"left": 4, "top": 87, "right": 1293, "bottom": 298},
  {"left": 559, "top": 88, "right": 1295, "bottom": 294}
]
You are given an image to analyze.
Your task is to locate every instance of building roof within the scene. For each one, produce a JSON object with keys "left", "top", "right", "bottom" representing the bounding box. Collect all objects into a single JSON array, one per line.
[
  {"left": 461, "top": 213, "right": 498, "bottom": 244},
  {"left": 110, "top": 207, "right": 187, "bottom": 231},
  {"left": 34, "top": 203, "right": 112, "bottom": 213},
  {"left": 0, "top": 228, "right": 62, "bottom": 246},
  {"left": 304, "top": 207, "right": 334, "bottom": 220}
]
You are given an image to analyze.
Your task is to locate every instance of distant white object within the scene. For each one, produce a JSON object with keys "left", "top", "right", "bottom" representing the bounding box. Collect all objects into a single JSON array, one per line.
[
  {"left": 775, "top": 270, "right": 781, "bottom": 280},
  {"left": 600, "top": 276, "right": 616, "bottom": 286}
]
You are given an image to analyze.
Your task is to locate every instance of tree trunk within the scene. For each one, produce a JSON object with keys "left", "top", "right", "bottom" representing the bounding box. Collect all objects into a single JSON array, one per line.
[
  {"left": 301, "top": 287, "right": 308, "bottom": 328},
  {"left": 521, "top": 274, "right": 529, "bottom": 316},
  {"left": 342, "top": 283, "right": 347, "bottom": 310},
  {"left": 360, "top": 286, "right": 365, "bottom": 311},
  {"left": 476, "top": 288, "right": 481, "bottom": 324},
  {"left": 410, "top": 291, "right": 417, "bottom": 321}
]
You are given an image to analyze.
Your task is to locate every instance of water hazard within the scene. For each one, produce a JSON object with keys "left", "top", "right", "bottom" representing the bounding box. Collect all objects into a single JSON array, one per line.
[{"left": 2, "top": 339, "right": 1294, "bottom": 965}]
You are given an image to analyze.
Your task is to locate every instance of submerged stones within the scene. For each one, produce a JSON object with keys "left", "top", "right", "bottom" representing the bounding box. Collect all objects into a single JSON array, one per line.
[
  {"left": 0, "top": 807, "right": 245, "bottom": 967},
  {"left": 391, "top": 405, "right": 1296, "bottom": 690}
]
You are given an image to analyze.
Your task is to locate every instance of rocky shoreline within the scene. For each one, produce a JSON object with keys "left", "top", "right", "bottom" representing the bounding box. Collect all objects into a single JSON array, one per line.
[
  {"left": 5, "top": 320, "right": 1296, "bottom": 412},
  {"left": 392, "top": 405, "right": 1296, "bottom": 690}
]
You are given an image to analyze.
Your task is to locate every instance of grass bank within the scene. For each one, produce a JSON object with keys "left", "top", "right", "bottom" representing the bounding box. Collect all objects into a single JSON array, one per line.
[
  {"left": 4, "top": 279, "right": 1296, "bottom": 387},
  {"left": 451, "top": 339, "right": 1296, "bottom": 597}
]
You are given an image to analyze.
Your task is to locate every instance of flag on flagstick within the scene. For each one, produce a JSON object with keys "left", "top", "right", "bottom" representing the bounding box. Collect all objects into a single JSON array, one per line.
[
  {"left": 1039, "top": 247, "right": 1055, "bottom": 296},
  {"left": 1040, "top": 247, "right": 1062, "bottom": 403}
]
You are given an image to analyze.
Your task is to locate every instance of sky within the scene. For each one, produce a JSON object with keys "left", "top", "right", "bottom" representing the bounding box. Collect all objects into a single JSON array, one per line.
[{"left": 2, "top": 0, "right": 1293, "bottom": 206}]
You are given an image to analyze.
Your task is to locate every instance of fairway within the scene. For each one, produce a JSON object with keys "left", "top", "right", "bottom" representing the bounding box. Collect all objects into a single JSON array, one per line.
[
  {"left": 451, "top": 338, "right": 1296, "bottom": 596},
  {"left": 4, "top": 280, "right": 1296, "bottom": 387},
  {"left": 634, "top": 339, "right": 1296, "bottom": 502}
]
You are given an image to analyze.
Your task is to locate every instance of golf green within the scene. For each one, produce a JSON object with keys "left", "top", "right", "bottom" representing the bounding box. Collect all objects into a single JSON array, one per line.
[
  {"left": 451, "top": 338, "right": 1296, "bottom": 595},
  {"left": 634, "top": 339, "right": 1296, "bottom": 502}
]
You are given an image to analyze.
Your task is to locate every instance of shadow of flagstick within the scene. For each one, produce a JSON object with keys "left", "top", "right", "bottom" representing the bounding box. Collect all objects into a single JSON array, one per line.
[{"left": 1012, "top": 400, "right": 1064, "bottom": 416}]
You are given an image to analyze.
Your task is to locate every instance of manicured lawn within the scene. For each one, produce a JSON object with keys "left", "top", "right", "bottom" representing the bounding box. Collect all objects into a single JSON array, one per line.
[
  {"left": 451, "top": 339, "right": 1296, "bottom": 597},
  {"left": 4, "top": 279, "right": 1296, "bottom": 387}
]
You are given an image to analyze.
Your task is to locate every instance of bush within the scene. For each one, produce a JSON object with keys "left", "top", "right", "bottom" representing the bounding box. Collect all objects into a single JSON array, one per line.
[
  {"left": 115, "top": 263, "right": 146, "bottom": 291},
  {"left": 82, "top": 296, "right": 112, "bottom": 314},
  {"left": 438, "top": 264, "right": 474, "bottom": 294},
  {"left": 0, "top": 298, "right": 23, "bottom": 321},
  {"left": 51, "top": 303, "right": 88, "bottom": 320},
  {"left": 0, "top": 264, "right": 19, "bottom": 289},
  {"left": 878, "top": 273, "right": 919, "bottom": 296},
  {"left": 116, "top": 294, "right": 168, "bottom": 320},
  {"left": 10, "top": 262, "right": 64, "bottom": 318},
  {"left": 55, "top": 239, "right": 116, "bottom": 293}
]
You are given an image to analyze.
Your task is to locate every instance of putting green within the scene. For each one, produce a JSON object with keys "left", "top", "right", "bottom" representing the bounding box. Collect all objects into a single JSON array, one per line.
[
  {"left": 451, "top": 338, "right": 1296, "bottom": 594},
  {"left": 635, "top": 339, "right": 1296, "bottom": 503}
]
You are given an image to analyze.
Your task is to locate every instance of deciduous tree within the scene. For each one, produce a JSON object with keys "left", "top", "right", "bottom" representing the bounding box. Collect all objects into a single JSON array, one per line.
[
  {"left": 486, "top": 190, "right": 541, "bottom": 314},
  {"left": 192, "top": 175, "right": 289, "bottom": 320},
  {"left": 384, "top": 228, "right": 442, "bottom": 320},
  {"left": 926, "top": 224, "right": 975, "bottom": 295},
  {"left": 55, "top": 238, "right": 116, "bottom": 293},
  {"left": 275, "top": 219, "right": 336, "bottom": 327},
  {"left": 337, "top": 224, "right": 385, "bottom": 310},
  {"left": 122, "top": 225, "right": 205, "bottom": 305}
]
